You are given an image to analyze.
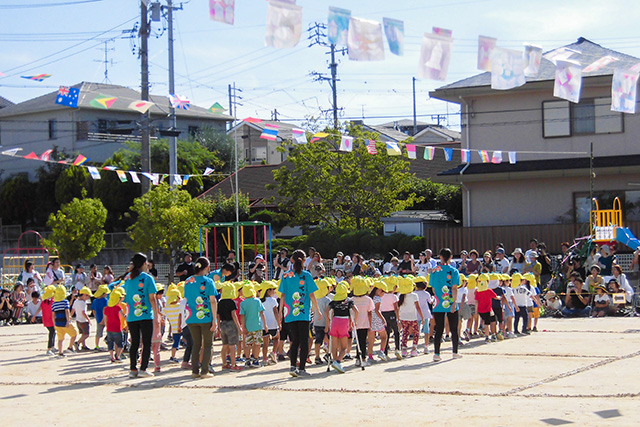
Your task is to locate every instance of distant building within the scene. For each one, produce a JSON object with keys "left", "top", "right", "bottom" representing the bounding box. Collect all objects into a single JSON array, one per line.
[
  {"left": 0, "top": 95, "right": 13, "bottom": 110},
  {"left": 0, "top": 82, "right": 232, "bottom": 178},
  {"left": 382, "top": 210, "right": 458, "bottom": 237},
  {"left": 227, "top": 120, "right": 299, "bottom": 166},
  {"left": 377, "top": 119, "right": 430, "bottom": 136}
]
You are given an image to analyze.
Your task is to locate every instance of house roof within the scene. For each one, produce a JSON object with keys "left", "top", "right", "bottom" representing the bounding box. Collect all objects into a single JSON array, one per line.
[
  {"left": 0, "top": 95, "right": 13, "bottom": 109},
  {"left": 362, "top": 124, "right": 412, "bottom": 142},
  {"left": 227, "top": 120, "right": 299, "bottom": 141},
  {"left": 413, "top": 125, "right": 461, "bottom": 142},
  {"left": 431, "top": 38, "right": 640, "bottom": 99},
  {"left": 378, "top": 119, "right": 430, "bottom": 128},
  {"left": 409, "top": 143, "right": 461, "bottom": 180},
  {"left": 0, "top": 82, "right": 234, "bottom": 121}
]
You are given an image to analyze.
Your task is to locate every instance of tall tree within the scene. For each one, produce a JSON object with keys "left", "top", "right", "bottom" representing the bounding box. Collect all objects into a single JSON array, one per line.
[
  {"left": 195, "top": 126, "right": 241, "bottom": 174},
  {"left": 399, "top": 176, "right": 462, "bottom": 220}
]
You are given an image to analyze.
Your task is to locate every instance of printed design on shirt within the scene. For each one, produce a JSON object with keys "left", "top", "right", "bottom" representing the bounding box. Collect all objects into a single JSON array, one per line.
[
  {"left": 287, "top": 277, "right": 307, "bottom": 318},
  {"left": 434, "top": 266, "right": 455, "bottom": 310},
  {"left": 187, "top": 276, "right": 210, "bottom": 320},
  {"left": 132, "top": 277, "right": 149, "bottom": 317}
]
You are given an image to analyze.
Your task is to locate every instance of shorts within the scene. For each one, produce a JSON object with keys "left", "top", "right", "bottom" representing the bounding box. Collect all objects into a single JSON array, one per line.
[
  {"left": 245, "top": 330, "right": 263, "bottom": 346},
  {"left": 503, "top": 304, "right": 515, "bottom": 318},
  {"left": 329, "top": 316, "right": 350, "bottom": 338},
  {"left": 280, "top": 322, "right": 290, "bottom": 342},
  {"left": 96, "top": 322, "right": 105, "bottom": 338},
  {"left": 55, "top": 324, "right": 78, "bottom": 339},
  {"left": 220, "top": 320, "right": 239, "bottom": 346},
  {"left": 106, "top": 331, "right": 123, "bottom": 351},
  {"left": 262, "top": 328, "right": 278, "bottom": 338},
  {"left": 172, "top": 333, "right": 182, "bottom": 349},
  {"left": 460, "top": 303, "right": 471, "bottom": 320},
  {"left": 77, "top": 321, "right": 90, "bottom": 335},
  {"left": 371, "top": 313, "right": 385, "bottom": 332},
  {"left": 314, "top": 326, "right": 326, "bottom": 344},
  {"left": 479, "top": 311, "right": 495, "bottom": 325},
  {"left": 532, "top": 307, "right": 540, "bottom": 318},
  {"left": 492, "top": 304, "right": 504, "bottom": 323},
  {"left": 527, "top": 306, "right": 534, "bottom": 313},
  {"left": 468, "top": 304, "right": 477, "bottom": 316},
  {"left": 420, "top": 319, "right": 431, "bottom": 334}
]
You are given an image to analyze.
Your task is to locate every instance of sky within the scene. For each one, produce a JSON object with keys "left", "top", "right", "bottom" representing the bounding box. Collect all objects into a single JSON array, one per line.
[{"left": 1, "top": 0, "right": 640, "bottom": 131}]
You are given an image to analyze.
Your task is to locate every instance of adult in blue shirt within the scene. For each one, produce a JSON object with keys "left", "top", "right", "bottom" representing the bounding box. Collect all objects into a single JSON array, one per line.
[
  {"left": 184, "top": 257, "right": 218, "bottom": 379},
  {"left": 123, "top": 253, "right": 159, "bottom": 378},
  {"left": 278, "top": 249, "right": 320, "bottom": 377},
  {"left": 429, "top": 248, "right": 461, "bottom": 362}
]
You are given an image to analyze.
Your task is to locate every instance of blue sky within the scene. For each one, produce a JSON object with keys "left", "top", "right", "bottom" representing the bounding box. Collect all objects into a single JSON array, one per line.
[{"left": 1, "top": 0, "right": 639, "bottom": 130}]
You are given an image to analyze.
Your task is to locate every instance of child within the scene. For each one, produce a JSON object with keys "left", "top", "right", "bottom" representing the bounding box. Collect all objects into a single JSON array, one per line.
[
  {"left": 259, "top": 281, "right": 280, "bottom": 365},
  {"left": 416, "top": 278, "right": 435, "bottom": 354},
  {"left": 164, "top": 287, "right": 182, "bottom": 363},
  {"left": 475, "top": 274, "right": 498, "bottom": 343},
  {"left": 40, "top": 286, "right": 56, "bottom": 355},
  {"left": 325, "top": 282, "right": 358, "bottom": 373},
  {"left": 313, "top": 278, "right": 333, "bottom": 365},
  {"left": 489, "top": 274, "right": 506, "bottom": 341},
  {"left": 73, "top": 264, "right": 89, "bottom": 291},
  {"left": 26, "top": 291, "right": 42, "bottom": 323},
  {"left": 369, "top": 282, "right": 389, "bottom": 361},
  {"left": 152, "top": 285, "right": 165, "bottom": 373},
  {"left": 218, "top": 283, "right": 243, "bottom": 371},
  {"left": 335, "top": 269, "right": 345, "bottom": 283},
  {"left": 71, "top": 287, "right": 92, "bottom": 351},
  {"left": 0, "top": 289, "right": 12, "bottom": 326},
  {"left": 239, "top": 283, "right": 268, "bottom": 368},
  {"left": 10, "top": 282, "right": 26, "bottom": 324},
  {"left": 593, "top": 285, "right": 611, "bottom": 317},
  {"left": 500, "top": 275, "right": 517, "bottom": 338},
  {"left": 465, "top": 274, "right": 479, "bottom": 339},
  {"left": 92, "top": 285, "right": 110, "bottom": 351},
  {"left": 233, "top": 286, "right": 246, "bottom": 363},
  {"left": 352, "top": 277, "right": 374, "bottom": 366},
  {"left": 456, "top": 275, "right": 470, "bottom": 344},
  {"left": 523, "top": 273, "right": 541, "bottom": 332},
  {"left": 380, "top": 276, "right": 402, "bottom": 360},
  {"left": 398, "top": 278, "right": 423, "bottom": 357},
  {"left": 52, "top": 285, "right": 77, "bottom": 356},
  {"left": 512, "top": 273, "right": 532, "bottom": 335},
  {"left": 104, "top": 287, "right": 125, "bottom": 362},
  {"left": 177, "top": 283, "right": 192, "bottom": 370}
]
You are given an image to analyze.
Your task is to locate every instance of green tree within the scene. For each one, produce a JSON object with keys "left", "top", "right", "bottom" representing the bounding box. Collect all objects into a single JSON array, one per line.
[
  {"left": 201, "top": 190, "right": 250, "bottom": 223},
  {"left": 43, "top": 196, "right": 107, "bottom": 264},
  {"left": 399, "top": 177, "right": 462, "bottom": 220},
  {"left": 0, "top": 175, "right": 38, "bottom": 226},
  {"left": 269, "top": 125, "right": 421, "bottom": 230},
  {"left": 195, "top": 126, "right": 241, "bottom": 174},
  {"left": 92, "top": 153, "right": 139, "bottom": 232},
  {"left": 55, "top": 167, "right": 91, "bottom": 206},
  {"left": 127, "top": 183, "right": 214, "bottom": 283}
]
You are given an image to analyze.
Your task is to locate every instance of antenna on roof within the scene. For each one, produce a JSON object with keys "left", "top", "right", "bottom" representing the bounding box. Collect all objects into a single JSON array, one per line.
[{"left": 95, "top": 39, "right": 117, "bottom": 83}]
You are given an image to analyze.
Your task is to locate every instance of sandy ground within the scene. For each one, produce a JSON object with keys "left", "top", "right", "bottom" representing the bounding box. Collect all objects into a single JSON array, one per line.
[{"left": 1, "top": 317, "right": 639, "bottom": 426}]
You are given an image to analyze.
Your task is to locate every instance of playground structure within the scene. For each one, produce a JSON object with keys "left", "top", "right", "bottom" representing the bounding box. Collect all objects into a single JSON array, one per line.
[
  {"left": 1, "top": 231, "right": 66, "bottom": 288},
  {"left": 199, "top": 221, "right": 272, "bottom": 280},
  {"left": 591, "top": 197, "right": 640, "bottom": 251}
]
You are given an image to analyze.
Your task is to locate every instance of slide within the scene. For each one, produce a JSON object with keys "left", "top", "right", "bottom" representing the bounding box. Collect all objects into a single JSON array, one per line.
[{"left": 615, "top": 227, "right": 640, "bottom": 251}]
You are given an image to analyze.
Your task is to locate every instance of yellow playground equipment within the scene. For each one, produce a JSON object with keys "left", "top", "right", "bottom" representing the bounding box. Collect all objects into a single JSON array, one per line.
[{"left": 591, "top": 197, "right": 640, "bottom": 250}]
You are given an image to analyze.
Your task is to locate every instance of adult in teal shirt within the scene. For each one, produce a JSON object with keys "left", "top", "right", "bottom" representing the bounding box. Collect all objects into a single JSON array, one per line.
[
  {"left": 429, "top": 248, "right": 461, "bottom": 362},
  {"left": 183, "top": 257, "right": 218, "bottom": 379},
  {"left": 123, "top": 253, "right": 159, "bottom": 378}
]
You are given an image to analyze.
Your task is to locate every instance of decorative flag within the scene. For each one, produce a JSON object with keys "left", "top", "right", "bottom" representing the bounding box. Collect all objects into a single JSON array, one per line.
[
  {"left": 611, "top": 69, "right": 639, "bottom": 114},
  {"left": 443, "top": 147, "right": 453, "bottom": 161},
  {"left": 129, "top": 171, "right": 141, "bottom": 184},
  {"left": 348, "top": 17, "right": 385, "bottom": 61},
  {"left": 102, "top": 165, "right": 118, "bottom": 171},
  {"left": 544, "top": 47, "right": 580, "bottom": 65},
  {"left": 291, "top": 128, "right": 307, "bottom": 144},
  {"left": 209, "top": 0, "right": 234, "bottom": 25},
  {"left": 583, "top": 55, "right": 618, "bottom": 73},
  {"left": 260, "top": 124, "right": 279, "bottom": 140},
  {"left": 24, "top": 152, "right": 39, "bottom": 160},
  {"left": 90, "top": 94, "right": 117, "bottom": 109},
  {"left": 477, "top": 36, "right": 497, "bottom": 71},
  {"left": 554, "top": 60, "right": 582, "bottom": 103},
  {"left": 461, "top": 149, "right": 470, "bottom": 163},
  {"left": 491, "top": 151, "right": 503, "bottom": 164},
  {"left": 208, "top": 102, "right": 227, "bottom": 114},
  {"left": 478, "top": 150, "right": 490, "bottom": 163},
  {"left": 490, "top": 47, "right": 526, "bottom": 90},
  {"left": 423, "top": 146, "right": 435, "bottom": 160},
  {"left": 72, "top": 155, "right": 88, "bottom": 166},
  {"left": 523, "top": 44, "right": 542, "bottom": 77},
  {"left": 508, "top": 151, "right": 517, "bottom": 164},
  {"left": 386, "top": 141, "right": 401, "bottom": 156},
  {"left": 172, "top": 174, "right": 182, "bottom": 186},
  {"left": 629, "top": 63, "right": 640, "bottom": 73},
  {"left": 169, "top": 94, "right": 190, "bottom": 110},
  {"left": 327, "top": 6, "right": 350, "bottom": 46},
  {"left": 141, "top": 172, "right": 159, "bottom": 185},
  {"left": 1, "top": 148, "right": 22, "bottom": 156},
  {"left": 417, "top": 32, "right": 453, "bottom": 81},
  {"left": 367, "top": 140, "right": 378, "bottom": 155},
  {"left": 116, "top": 170, "right": 128, "bottom": 183},
  {"left": 406, "top": 144, "right": 417, "bottom": 159},
  {"left": 21, "top": 74, "right": 51, "bottom": 81},
  {"left": 55, "top": 86, "right": 80, "bottom": 108},
  {"left": 382, "top": 18, "right": 404, "bottom": 56},
  {"left": 183, "top": 175, "right": 190, "bottom": 186},
  {"left": 128, "top": 100, "right": 154, "bottom": 113},
  {"left": 40, "top": 149, "right": 54, "bottom": 161},
  {"left": 243, "top": 117, "right": 263, "bottom": 123},
  {"left": 87, "top": 166, "right": 101, "bottom": 180},
  {"left": 265, "top": 0, "right": 303, "bottom": 49},
  {"left": 432, "top": 27, "right": 452, "bottom": 37},
  {"left": 310, "top": 132, "right": 329, "bottom": 142},
  {"left": 203, "top": 167, "right": 215, "bottom": 176},
  {"left": 339, "top": 135, "right": 353, "bottom": 152}
]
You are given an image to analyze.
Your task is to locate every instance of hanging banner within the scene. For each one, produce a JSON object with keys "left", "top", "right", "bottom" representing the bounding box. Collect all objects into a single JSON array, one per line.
[
  {"left": 417, "top": 32, "right": 453, "bottom": 81},
  {"left": 292, "top": 128, "right": 307, "bottom": 144},
  {"left": 348, "top": 17, "right": 385, "bottom": 61},
  {"left": 72, "top": 155, "right": 88, "bottom": 166},
  {"left": 523, "top": 44, "right": 543, "bottom": 77},
  {"left": 491, "top": 151, "right": 503, "bottom": 164},
  {"left": 554, "top": 59, "right": 582, "bottom": 103},
  {"left": 544, "top": 47, "right": 580, "bottom": 65},
  {"left": 443, "top": 147, "right": 453, "bottom": 161},
  {"left": 40, "top": 149, "right": 54, "bottom": 161},
  {"left": 478, "top": 150, "right": 490, "bottom": 163},
  {"left": 129, "top": 171, "right": 141, "bottom": 184},
  {"left": 260, "top": 124, "right": 279, "bottom": 140},
  {"left": 432, "top": 27, "right": 452, "bottom": 37},
  {"left": 508, "top": 151, "right": 517, "bottom": 164},
  {"left": 169, "top": 94, "right": 190, "bottom": 110},
  {"left": 386, "top": 141, "right": 401, "bottom": 156},
  {"left": 490, "top": 47, "right": 526, "bottom": 90},
  {"left": 382, "top": 17, "right": 404, "bottom": 56},
  {"left": 583, "top": 55, "right": 618, "bottom": 73},
  {"left": 339, "top": 135, "right": 353, "bottom": 152},
  {"left": 423, "top": 146, "right": 435, "bottom": 160},
  {"left": 87, "top": 166, "right": 101, "bottom": 180},
  {"left": 116, "top": 170, "right": 128, "bottom": 183},
  {"left": 203, "top": 167, "right": 215, "bottom": 176},
  {"left": 367, "top": 140, "right": 378, "bottom": 155},
  {"left": 55, "top": 86, "right": 80, "bottom": 108},
  {"left": 327, "top": 6, "right": 350, "bottom": 46},
  {"left": 611, "top": 69, "right": 639, "bottom": 114},
  {"left": 265, "top": 0, "right": 303, "bottom": 49},
  {"left": 128, "top": 100, "right": 154, "bottom": 113},
  {"left": 90, "top": 94, "right": 117, "bottom": 109},
  {"left": 209, "top": 0, "right": 234, "bottom": 25},
  {"left": 406, "top": 144, "right": 417, "bottom": 159},
  {"left": 461, "top": 149, "right": 470, "bottom": 163},
  {"left": 477, "top": 35, "right": 497, "bottom": 71}
]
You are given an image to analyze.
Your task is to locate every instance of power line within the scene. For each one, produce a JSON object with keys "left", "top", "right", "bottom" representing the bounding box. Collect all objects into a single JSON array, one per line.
[{"left": 0, "top": 0, "right": 103, "bottom": 9}]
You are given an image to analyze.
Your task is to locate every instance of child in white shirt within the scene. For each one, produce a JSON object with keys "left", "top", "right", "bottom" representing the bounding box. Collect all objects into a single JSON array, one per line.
[{"left": 415, "top": 280, "right": 434, "bottom": 354}]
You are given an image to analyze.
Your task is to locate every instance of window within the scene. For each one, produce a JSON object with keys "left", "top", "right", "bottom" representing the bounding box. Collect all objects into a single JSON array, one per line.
[
  {"left": 188, "top": 126, "right": 199, "bottom": 137},
  {"left": 48, "top": 119, "right": 57, "bottom": 139},
  {"left": 76, "top": 121, "right": 89, "bottom": 140},
  {"left": 543, "top": 98, "right": 623, "bottom": 138}
]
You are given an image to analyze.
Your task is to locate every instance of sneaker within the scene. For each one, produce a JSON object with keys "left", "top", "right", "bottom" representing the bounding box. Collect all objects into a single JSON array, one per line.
[
  {"left": 154, "top": 367, "right": 161, "bottom": 373},
  {"left": 364, "top": 359, "right": 372, "bottom": 367},
  {"left": 57, "top": 353, "right": 66, "bottom": 358},
  {"left": 496, "top": 333, "right": 504, "bottom": 341},
  {"left": 129, "top": 370, "right": 138, "bottom": 378},
  {"left": 199, "top": 373, "right": 212, "bottom": 379},
  {"left": 463, "top": 330, "right": 470, "bottom": 342},
  {"left": 111, "top": 358, "right": 117, "bottom": 363},
  {"left": 289, "top": 366, "right": 299, "bottom": 378},
  {"left": 94, "top": 346, "right": 100, "bottom": 351},
  {"left": 114, "top": 358, "right": 123, "bottom": 363},
  {"left": 181, "top": 362, "right": 192, "bottom": 369},
  {"left": 46, "top": 350, "right": 55, "bottom": 356},
  {"left": 485, "top": 337, "right": 491, "bottom": 343},
  {"left": 452, "top": 353, "right": 463, "bottom": 359},
  {"left": 401, "top": 350, "right": 408, "bottom": 358},
  {"left": 355, "top": 358, "right": 362, "bottom": 367},
  {"left": 209, "top": 364, "right": 215, "bottom": 374},
  {"left": 433, "top": 354, "right": 442, "bottom": 362},
  {"left": 395, "top": 349, "right": 403, "bottom": 360},
  {"left": 251, "top": 359, "right": 261, "bottom": 368},
  {"left": 532, "top": 327, "right": 538, "bottom": 332},
  {"left": 73, "top": 343, "right": 80, "bottom": 352},
  {"left": 236, "top": 356, "right": 246, "bottom": 363},
  {"left": 331, "top": 360, "right": 345, "bottom": 373},
  {"left": 278, "top": 354, "right": 286, "bottom": 362},
  {"left": 191, "top": 373, "right": 201, "bottom": 379},
  {"left": 315, "top": 357, "right": 324, "bottom": 365},
  {"left": 343, "top": 353, "right": 352, "bottom": 360},
  {"left": 226, "top": 355, "right": 232, "bottom": 364},
  {"left": 137, "top": 370, "right": 154, "bottom": 378},
  {"left": 377, "top": 351, "right": 387, "bottom": 362},
  {"left": 230, "top": 365, "right": 243, "bottom": 372},
  {"left": 119, "top": 353, "right": 127, "bottom": 360},
  {"left": 297, "top": 369, "right": 311, "bottom": 377},
  {"left": 423, "top": 348, "right": 430, "bottom": 354},
  {"left": 523, "top": 330, "right": 531, "bottom": 335},
  {"left": 66, "top": 347, "right": 76, "bottom": 354},
  {"left": 268, "top": 352, "right": 277, "bottom": 364},
  {"left": 410, "top": 349, "right": 419, "bottom": 357},
  {"left": 444, "top": 335, "right": 451, "bottom": 342},
  {"left": 169, "top": 357, "right": 178, "bottom": 363},
  {"left": 306, "top": 357, "right": 312, "bottom": 365}
]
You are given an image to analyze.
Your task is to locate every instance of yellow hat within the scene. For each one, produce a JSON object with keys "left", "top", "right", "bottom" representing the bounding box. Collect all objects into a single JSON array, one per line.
[
  {"left": 113, "top": 286, "right": 125, "bottom": 296},
  {"left": 327, "top": 277, "right": 337, "bottom": 287},
  {"left": 107, "top": 291, "right": 123, "bottom": 307},
  {"left": 373, "top": 279, "right": 388, "bottom": 293},
  {"left": 382, "top": 276, "right": 398, "bottom": 292},
  {"left": 459, "top": 274, "right": 467, "bottom": 283},
  {"left": 166, "top": 288, "right": 181, "bottom": 304},
  {"left": 477, "top": 279, "right": 489, "bottom": 292},
  {"left": 314, "top": 278, "right": 330, "bottom": 299},
  {"left": 242, "top": 283, "right": 257, "bottom": 299},
  {"left": 79, "top": 286, "right": 93, "bottom": 297},
  {"left": 220, "top": 283, "right": 236, "bottom": 300},
  {"left": 500, "top": 274, "right": 510, "bottom": 282},
  {"left": 42, "top": 285, "right": 56, "bottom": 300},
  {"left": 523, "top": 273, "right": 536, "bottom": 284},
  {"left": 397, "top": 276, "right": 414, "bottom": 294},
  {"left": 155, "top": 283, "right": 165, "bottom": 292},
  {"left": 259, "top": 281, "right": 277, "bottom": 299},
  {"left": 511, "top": 273, "right": 523, "bottom": 288},
  {"left": 488, "top": 273, "right": 500, "bottom": 281},
  {"left": 467, "top": 274, "right": 478, "bottom": 290},
  {"left": 53, "top": 285, "right": 67, "bottom": 302},
  {"left": 94, "top": 284, "right": 110, "bottom": 298},
  {"left": 168, "top": 283, "right": 178, "bottom": 291},
  {"left": 352, "top": 277, "right": 370, "bottom": 297},
  {"left": 333, "top": 282, "right": 349, "bottom": 301}
]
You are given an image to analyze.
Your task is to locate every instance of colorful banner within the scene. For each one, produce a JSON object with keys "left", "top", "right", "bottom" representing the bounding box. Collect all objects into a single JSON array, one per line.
[
  {"left": 87, "top": 166, "right": 101, "bottom": 180},
  {"left": 21, "top": 74, "right": 51, "bottom": 81},
  {"left": 72, "top": 155, "right": 88, "bottom": 166},
  {"left": 432, "top": 27, "right": 452, "bottom": 37},
  {"left": 423, "top": 146, "right": 435, "bottom": 160},
  {"left": 443, "top": 147, "right": 453, "bottom": 161},
  {"left": 478, "top": 150, "right": 490, "bottom": 163},
  {"left": 292, "top": 128, "right": 307, "bottom": 144},
  {"left": 209, "top": 0, "right": 234, "bottom": 25},
  {"left": 116, "top": 170, "right": 128, "bottom": 183},
  {"left": 90, "top": 94, "right": 117, "bottom": 109},
  {"left": 169, "top": 94, "right": 190, "bottom": 110},
  {"left": 128, "top": 100, "right": 154, "bottom": 113},
  {"left": 339, "top": 135, "right": 353, "bottom": 152},
  {"left": 477, "top": 35, "right": 497, "bottom": 71},
  {"left": 417, "top": 32, "right": 453, "bottom": 81},
  {"left": 40, "top": 149, "right": 53, "bottom": 161},
  {"left": 508, "top": 151, "right": 517, "bottom": 164},
  {"left": 523, "top": 44, "right": 543, "bottom": 77},
  {"left": 327, "top": 6, "right": 350, "bottom": 46},
  {"left": 348, "top": 17, "right": 385, "bottom": 61},
  {"left": 491, "top": 151, "right": 503, "bottom": 164},
  {"left": 583, "top": 55, "right": 618, "bottom": 73},
  {"left": 55, "top": 86, "right": 80, "bottom": 108},
  {"left": 406, "top": 144, "right": 416, "bottom": 159},
  {"left": 265, "top": 0, "right": 303, "bottom": 49},
  {"left": 311, "top": 132, "right": 329, "bottom": 142},
  {"left": 208, "top": 102, "right": 227, "bottom": 114},
  {"left": 367, "top": 139, "right": 378, "bottom": 155},
  {"left": 611, "top": 69, "right": 639, "bottom": 114},
  {"left": 461, "top": 149, "right": 470, "bottom": 163},
  {"left": 129, "top": 171, "right": 141, "bottom": 184},
  {"left": 386, "top": 141, "right": 401, "bottom": 156},
  {"left": 554, "top": 60, "right": 582, "bottom": 103},
  {"left": 382, "top": 18, "right": 404, "bottom": 56},
  {"left": 260, "top": 124, "right": 279, "bottom": 140},
  {"left": 491, "top": 47, "right": 526, "bottom": 90},
  {"left": 203, "top": 167, "right": 215, "bottom": 176},
  {"left": 544, "top": 47, "right": 580, "bottom": 65}
]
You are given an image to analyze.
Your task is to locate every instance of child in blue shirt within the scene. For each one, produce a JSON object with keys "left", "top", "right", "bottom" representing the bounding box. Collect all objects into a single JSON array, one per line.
[{"left": 239, "top": 284, "right": 267, "bottom": 368}]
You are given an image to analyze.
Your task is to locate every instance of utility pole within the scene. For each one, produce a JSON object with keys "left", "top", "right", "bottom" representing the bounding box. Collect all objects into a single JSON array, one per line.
[
  {"left": 167, "top": 0, "right": 178, "bottom": 185},
  {"left": 412, "top": 77, "right": 417, "bottom": 136},
  {"left": 329, "top": 44, "right": 338, "bottom": 129},
  {"left": 140, "top": 0, "right": 151, "bottom": 194}
]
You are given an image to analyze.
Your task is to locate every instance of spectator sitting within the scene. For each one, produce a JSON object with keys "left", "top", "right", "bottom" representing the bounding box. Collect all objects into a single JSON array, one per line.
[
  {"left": 364, "top": 259, "right": 381, "bottom": 277},
  {"left": 607, "top": 279, "right": 627, "bottom": 314},
  {"left": 597, "top": 245, "right": 615, "bottom": 276},
  {"left": 387, "top": 257, "right": 399, "bottom": 275},
  {"left": 0, "top": 289, "right": 12, "bottom": 325},
  {"left": 335, "top": 269, "right": 345, "bottom": 283},
  {"left": 562, "top": 277, "right": 591, "bottom": 317},
  {"left": 611, "top": 265, "right": 634, "bottom": 303},
  {"left": 543, "top": 291, "right": 562, "bottom": 315},
  {"left": 584, "top": 266, "right": 604, "bottom": 293},
  {"left": 26, "top": 291, "right": 42, "bottom": 323},
  {"left": 397, "top": 251, "right": 415, "bottom": 275},
  {"left": 592, "top": 286, "right": 611, "bottom": 317},
  {"left": 466, "top": 250, "right": 482, "bottom": 274},
  {"left": 456, "top": 251, "right": 469, "bottom": 274}
]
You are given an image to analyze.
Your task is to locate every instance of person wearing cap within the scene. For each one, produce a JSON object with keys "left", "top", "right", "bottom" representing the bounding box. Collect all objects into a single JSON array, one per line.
[
  {"left": 217, "top": 283, "right": 244, "bottom": 371},
  {"left": 593, "top": 285, "right": 612, "bottom": 317},
  {"left": 71, "top": 287, "right": 93, "bottom": 351},
  {"left": 523, "top": 251, "right": 542, "bottom": 288},
  {"left": 259, "top": 281, "right": 280, "bottom": 366},
  {"left": 92, "top": 285, "right": 110, "bottom": 351},
  {"left": 164, "top": 287, "right": 184, "bottom": 364},
  {"left": 273, "top": 248, "right": 290, "bottom": 280},
  {"left": 325, "top": 282, "right": 358, "bottom": 374},
  {"left": 352, "top": 278, "right": 374, "bottom": 366},
  {"left": 398, "top": 278, "right": 423, "bottom": 358},
  {"left": 333, "top": 252, "right": 346, "bottom": 273},
  {"left": 312, "top": 279, "right": 333, "bottom": 365},
  {"left": 509, "top": 248, "right": 526, "bottom": 274},
  {"left": 40, "top": 285, "right": 57, "bottom": 356},
  {"left": 239, "top": 283, "right": 268, "bottom": 368},
  {"left": 494, "top": 248, "right": 510, "bottom": 274},
  {"left": 466, "top": 250, "right": 482, "bottom": 275},
  {"left": 248, "top": 254, "right": 267, "bottom": 283},
  {"left": 176, "top": 253, "right": 195, "bottom": 282},
  {"left": 52, "top": 285, "right": 77, "bottom": 357},
  {"left": 104, "top": 288, "right": 126, "bottom": 363}
]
